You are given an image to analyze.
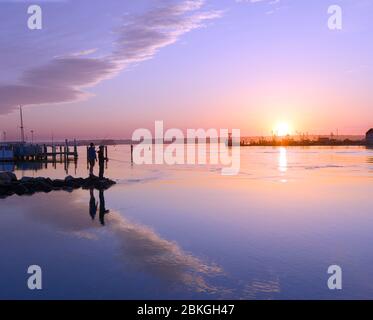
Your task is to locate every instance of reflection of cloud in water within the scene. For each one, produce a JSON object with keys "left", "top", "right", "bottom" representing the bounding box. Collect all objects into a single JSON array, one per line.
[
  {"left": 13, "top": 192, "right": 98, "bottom": 232},
  {"left": 108, "top": 213, "right": 223, "bottom": 293},
  {"left": 15, "top": 191, "right": 224, "bottom": 294},
  {"left": 69, "top": 230, "right": 98, "bottom": 240},
  {"left": 118, "top": 171, "right": 167, "bottom": 185},
  {"left": 241, "top": 278, "right": 281, "bottom": 299}
]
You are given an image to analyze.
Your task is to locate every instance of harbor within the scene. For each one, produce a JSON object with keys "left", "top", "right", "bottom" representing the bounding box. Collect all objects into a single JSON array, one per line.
[
  {"left": 0, "top": 140, "right": 78, "bottom": 162},
  {"left": 0, "top": 106, "right": 79, "bottom": 165}
]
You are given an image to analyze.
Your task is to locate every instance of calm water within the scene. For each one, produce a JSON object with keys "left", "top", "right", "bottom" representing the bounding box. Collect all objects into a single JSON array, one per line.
[{"left": 0, "top": 146, "right": 373, "bottom": 299}]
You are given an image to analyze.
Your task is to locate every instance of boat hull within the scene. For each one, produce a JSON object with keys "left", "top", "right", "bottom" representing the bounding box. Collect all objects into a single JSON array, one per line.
[{"left": 0, "top": 149, "right": 14, "bottom": 161}]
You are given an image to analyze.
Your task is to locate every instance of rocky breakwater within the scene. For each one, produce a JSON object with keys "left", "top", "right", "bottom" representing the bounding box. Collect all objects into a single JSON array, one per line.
[{"left": 0, "top": 172, "right": 116, "bottom": 198}]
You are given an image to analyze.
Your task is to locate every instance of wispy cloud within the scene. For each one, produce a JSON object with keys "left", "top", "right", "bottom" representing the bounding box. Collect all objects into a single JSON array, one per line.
[
  {"left": 235, "top": 0, "right": 280, "bottom": 15},
  {"left": 235, "top": 0, "right": 280, "bottom": 4},
  {"left": 0, "top": 0, "right": 222, "bottom": 114}
]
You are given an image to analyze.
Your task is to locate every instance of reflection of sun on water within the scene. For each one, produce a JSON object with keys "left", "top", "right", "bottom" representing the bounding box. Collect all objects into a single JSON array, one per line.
[{"left": 278, "top": 147, "right": 287, "bottom": 174}]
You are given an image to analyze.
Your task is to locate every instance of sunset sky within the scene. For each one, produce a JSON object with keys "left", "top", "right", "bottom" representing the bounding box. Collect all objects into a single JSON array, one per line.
[{"left": 0, "top": 0, "right": 372, "bottom": 141}]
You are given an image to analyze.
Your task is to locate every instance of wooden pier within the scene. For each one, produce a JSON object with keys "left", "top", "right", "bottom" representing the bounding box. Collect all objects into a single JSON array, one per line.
[
  {"left": 0, "top": 107, "right": 80, "bottom": 167},
  {"left": 3, "top": 139, "right": 79, "bottom": 162}
]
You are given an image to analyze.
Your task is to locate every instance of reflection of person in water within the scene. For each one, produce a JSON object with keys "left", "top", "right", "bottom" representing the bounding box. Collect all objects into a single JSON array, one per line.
[
  {"left": 99, "top": 189, "right": 110, "bottom": 226},
  {"left": 89, "top": 188, "right": 98, "bottom": 220}
]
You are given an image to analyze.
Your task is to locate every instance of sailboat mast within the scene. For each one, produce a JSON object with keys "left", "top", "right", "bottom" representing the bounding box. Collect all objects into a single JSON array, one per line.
[{"left": 20, "top": 105, "right": 25, "bottom": 143}]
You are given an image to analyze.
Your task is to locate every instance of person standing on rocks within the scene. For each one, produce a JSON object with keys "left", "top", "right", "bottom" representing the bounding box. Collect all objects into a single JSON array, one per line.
[
  {"left": 88, "top": 143, "right": 97, "bottom": 177},
  {"left": 98, "top": 145, "right": 106, "bottom": 179}
]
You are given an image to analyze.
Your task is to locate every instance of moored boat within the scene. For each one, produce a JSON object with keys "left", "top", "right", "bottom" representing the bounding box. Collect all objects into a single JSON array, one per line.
[{"left": 0, "top": 145, "right": 14, "bottom": 161}]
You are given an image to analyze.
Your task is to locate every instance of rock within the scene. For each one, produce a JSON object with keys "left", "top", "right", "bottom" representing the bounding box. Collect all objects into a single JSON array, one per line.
[
  {"left": 0, "top": 172, "right": 17, "bottom": 184},
  {"left": 0, "top": 181, "right": 12, "bottom": 188},
  {"left": 75, "top": 178, "right": 85, "bottom": 185},
  {"left": 5, "top": 190, "right": 14, "bottom": 196},
  {"left": 14, "top": 184, "right": 29, "bottom": 196},
  {"left": 20, "top": 177, "right": 34, "bottom": 183},
  {"left": 0, "top": 186, "right": 7, "bottom": 196},
  {"left": 34, "top": 181, "right": 52, "bottom": 192},
  {"left": 82, "top": 183, "right": 92, "bottom": 190},
  {"left": 65, "top": 175, "right": 75, "bottom": 182},
  {"left": 52, "top": 179, "right": 65, "bottom": 188},
  {"left": 21, "top": 182, "right": 34, "bottom": 190},
  {"left": 24, "top": 188, "right": 35, "bottom": 195},
  {"left": 62, "top": 186, "right": 74, "bottom": 192},
  {"left": 8, "top": 172, "right": 17, "bottom": 181},
  {"left": 0, "top": 175, "right": 116, "bottom": 198}
]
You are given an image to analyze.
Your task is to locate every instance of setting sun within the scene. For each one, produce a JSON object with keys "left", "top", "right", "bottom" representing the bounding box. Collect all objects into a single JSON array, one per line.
[{"left": 274, "top": 122, "right": 292, "bottom": 137}]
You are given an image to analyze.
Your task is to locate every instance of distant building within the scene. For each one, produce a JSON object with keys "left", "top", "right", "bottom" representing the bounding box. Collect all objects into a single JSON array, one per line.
[
  {"left": 317, "top": 137, "right": 330, "bottom": 144},
  {"left": 366, "top": 129, "right": 373, "bottom": 145}
]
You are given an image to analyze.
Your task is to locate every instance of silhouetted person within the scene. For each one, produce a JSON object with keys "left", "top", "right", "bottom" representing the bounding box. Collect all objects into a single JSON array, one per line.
[
  {"left": 89, "top": 188, "right": 98, "bottom": 220},
  {"left": 88, "top": 143, "right": 97, "bottom": 176},
  {"left": 99, "top": 189, "right": 110, "bottom": 226},
  {"left": 98, "top": 145, "right": 105, "bottom": 179}
]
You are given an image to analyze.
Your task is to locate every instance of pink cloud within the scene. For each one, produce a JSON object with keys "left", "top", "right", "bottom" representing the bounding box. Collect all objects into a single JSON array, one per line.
[{"left": 0, "top": 0, "right": 222, "bottom": 114}]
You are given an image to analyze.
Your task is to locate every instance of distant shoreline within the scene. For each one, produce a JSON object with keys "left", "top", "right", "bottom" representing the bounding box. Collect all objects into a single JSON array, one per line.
[
  {"left": 2, "top": 138, "right": 370, "bottom": 148},
  {"left": 241, "top": 141, "right": 368, "bottom": 147}
]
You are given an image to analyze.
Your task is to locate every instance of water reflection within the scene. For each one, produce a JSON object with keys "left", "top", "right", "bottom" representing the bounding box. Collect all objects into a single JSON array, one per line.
[
  {"left": 366, "top": 147, "right": 373, "bottom": 171},
  {"left": 5, "top": 190, "right": 224, "bottom": 295},
  {"left": 89, "top": 188, "right": 110, "bottom": 225},
  {"left": 99, "top": 190, "right": 110, "bottom": 225},
  {"left": 0, "top": 162, "right": 14, "bottom": 172},
  {"left": 2, "top": 162, "right": 44, "bottom": 172},
  {"left": 108, "top": 212, "right": 223, "bottom": 293},
  {"left": 89, "top": 188, "right": 98, "bottom": 220},
  {"left": 3, "top": 145, "right": 372, "bottom": 299},
  {"left": 0, "top": 158, "right": 78, "bottom": 176},
  {"left": 278, "top": 147, "right": 287, "bottom": 173},
  {"left": 242, "top": 279, "right": 281, "bottom": 299}
]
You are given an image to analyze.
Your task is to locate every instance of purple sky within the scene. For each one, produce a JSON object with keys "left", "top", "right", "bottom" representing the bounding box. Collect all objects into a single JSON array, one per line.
[{"left": 0, "top": 0, "right": 372, "bottom": 141}]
